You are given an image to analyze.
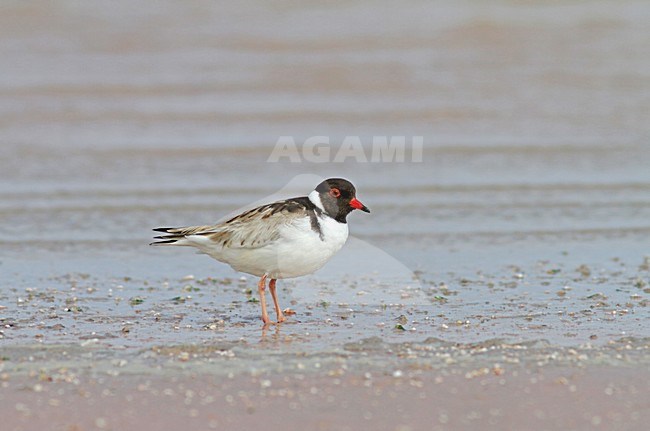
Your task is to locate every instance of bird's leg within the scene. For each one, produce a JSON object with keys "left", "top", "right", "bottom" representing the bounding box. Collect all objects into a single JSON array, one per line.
[
  {"left": 268, "top": 279, "right": 286, "bottom": 323},
  {"left": 258, "top": 275, "right": 271, "bottom": 326}
]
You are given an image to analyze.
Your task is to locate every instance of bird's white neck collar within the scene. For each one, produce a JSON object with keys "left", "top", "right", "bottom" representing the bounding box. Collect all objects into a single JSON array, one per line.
[{"left": 308, "top": 190, "right": 325, "bottom": 212}]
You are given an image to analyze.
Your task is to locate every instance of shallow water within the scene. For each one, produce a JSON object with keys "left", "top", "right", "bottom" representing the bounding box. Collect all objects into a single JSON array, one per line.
[{"left": 1, "top": 0, "right": 650, "bottom": 375}]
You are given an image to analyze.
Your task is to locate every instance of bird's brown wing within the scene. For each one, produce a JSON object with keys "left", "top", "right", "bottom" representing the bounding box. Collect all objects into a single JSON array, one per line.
[{"left": 151, "top": 199, "right": 310, "bottom": 249}]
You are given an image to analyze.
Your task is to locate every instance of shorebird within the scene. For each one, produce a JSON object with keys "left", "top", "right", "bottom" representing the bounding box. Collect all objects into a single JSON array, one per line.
[{"left": 151, "top": 178, "right": 369, "bottom": 325}]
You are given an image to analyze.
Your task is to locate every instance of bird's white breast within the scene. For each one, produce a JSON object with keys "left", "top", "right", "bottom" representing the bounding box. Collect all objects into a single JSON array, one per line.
[
  {"left": 214, "top": 213, "right": 348, "bottom": 279},
  {"left": 266, "top": 214, "right": 348, "bottom": 279}
]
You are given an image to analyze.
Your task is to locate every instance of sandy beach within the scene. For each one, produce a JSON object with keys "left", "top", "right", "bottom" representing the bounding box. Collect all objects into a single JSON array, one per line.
[{"left": 1, "top": 1, "right": 650, "bottom": 430}]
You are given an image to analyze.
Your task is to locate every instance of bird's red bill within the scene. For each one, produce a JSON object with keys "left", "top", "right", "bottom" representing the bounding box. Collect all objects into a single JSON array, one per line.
[{"left": 349, "top": 198, "right": 370, "bottom": 212}]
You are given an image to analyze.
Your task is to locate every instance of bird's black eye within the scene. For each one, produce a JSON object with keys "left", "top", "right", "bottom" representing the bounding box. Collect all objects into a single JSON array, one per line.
[{"left": 329, "top": 188, "right": 341, "bottom": 198}]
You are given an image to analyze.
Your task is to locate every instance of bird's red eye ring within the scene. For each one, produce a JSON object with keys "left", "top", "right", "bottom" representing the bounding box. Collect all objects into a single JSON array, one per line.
[{"left": 329, "top": 188, "right": 341, "bottom": 198}]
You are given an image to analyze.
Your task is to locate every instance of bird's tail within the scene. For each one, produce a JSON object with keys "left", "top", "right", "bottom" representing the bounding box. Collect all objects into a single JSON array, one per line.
[
  {"left": 150, "top": 225, "right": 217, "bottom": 246},
  {"left": 150, "top": 227, "right": 189, "bottom": 246}
]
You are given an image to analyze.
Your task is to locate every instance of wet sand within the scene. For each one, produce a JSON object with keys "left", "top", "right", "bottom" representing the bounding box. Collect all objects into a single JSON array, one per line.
[
  {"left": 4, "top": 365, "right": 650, "bottom": 431},
  {"left": 2, "top": 0, "right": 650, "bottom": 430}
]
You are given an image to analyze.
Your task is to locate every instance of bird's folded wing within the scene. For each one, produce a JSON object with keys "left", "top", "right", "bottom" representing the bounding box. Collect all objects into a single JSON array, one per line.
[{"left": 152, "top": 199, "right": 309, "bottom": 249}]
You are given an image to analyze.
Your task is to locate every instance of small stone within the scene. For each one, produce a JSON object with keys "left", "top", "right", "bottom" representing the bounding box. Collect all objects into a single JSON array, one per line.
[{"left": 576, "top": 264, "right": 591, "bottom": 278}]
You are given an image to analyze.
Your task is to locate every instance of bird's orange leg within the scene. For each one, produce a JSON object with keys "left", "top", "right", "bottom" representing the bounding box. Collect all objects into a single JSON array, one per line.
[
  {"left": 269, "top": 279, "right": 286, "bottom": 323},
  {"left": 258, "top": 275, "right": 271, "bottom": 326}
]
